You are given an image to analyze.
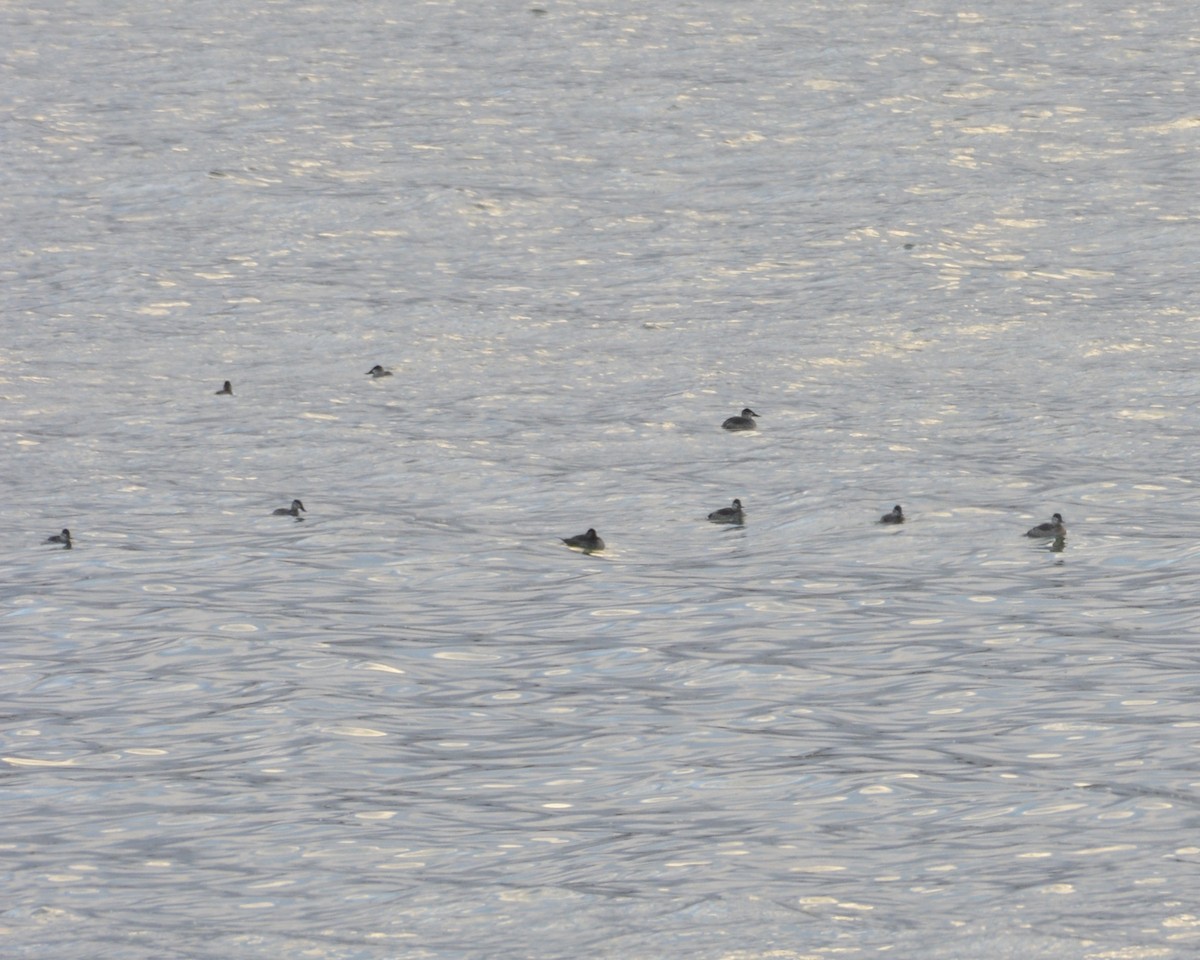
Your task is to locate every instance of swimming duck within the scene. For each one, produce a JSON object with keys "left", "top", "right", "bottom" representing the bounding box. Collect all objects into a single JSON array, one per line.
[
  {"left": 46, "top": 528, "right": 72, "bottom": 548},
  {"left": 273, "top": 499, "right": 306, "bottom": 518},
  {"left": 707, "top": 499, "right": 744, "bottom": 523},
  {"left": 562, "top": 528, "right": 604, "bottom": 551},
  {"left": 1025, "top": 512, "right": 1065, "bottom": 538},
  {"left": 879, "top": 505, "right": 904, "bottom": 524},
  {"left": 366, "top": 365, "right": 393, "bottom": 378},
  {"left": 722, "top": 408, "right": 760, "bottom": 431},
  {"left": 215, "top": 381, "right": 233, "bottom": 395}
]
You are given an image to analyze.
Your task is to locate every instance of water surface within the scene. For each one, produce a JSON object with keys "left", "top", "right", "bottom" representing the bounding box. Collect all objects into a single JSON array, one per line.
[{"left": 4, "top": 1, "right": 1200, "bottom": 958}]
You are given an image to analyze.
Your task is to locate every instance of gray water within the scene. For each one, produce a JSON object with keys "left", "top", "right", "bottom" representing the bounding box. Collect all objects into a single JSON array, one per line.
[{"left": 4, "top": 1, "right": 1200, "bottom": 958}]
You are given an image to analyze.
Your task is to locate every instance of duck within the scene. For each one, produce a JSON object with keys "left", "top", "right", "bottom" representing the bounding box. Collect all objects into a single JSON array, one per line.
[
  {"left": 722, "top": 408, "right": 760, "bottom": 431},
  {"left": 562, "top": 528, "right": 604, "bottom": 552},
  {"left": 879, "top": 505, "right": 904, "bottom": 524},
  {"left": 707, "top": 499, "right": 744, "bottom": 523},
  {"left": 1025, "top": 512, "right": 1065, "bottom": 538},
  {"left": 273, "top": 499, "right": 306, "bottom": 518},
  {"left": 215, "top": 381, "right": 233, "bottom": 395},
  {"left": 45, "top": 528, "right": 72, "bottom": 548},
  {"left": 366, "top": 365, "right": 393, "bottom": 378}
]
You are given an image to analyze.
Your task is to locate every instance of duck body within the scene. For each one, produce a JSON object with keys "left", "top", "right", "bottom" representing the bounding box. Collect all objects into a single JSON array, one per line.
[
  {"left": 46, "top": 528, "right": 72, "bottom": 548},
  {"left": 707, "top": 499, "right": 744, "bottom": 524},
  {"left": 722, "top": 408, "right": 760, "bottom": 431},
  {"left": 273, "top": 499, "right": 306, "bottom": 517},
  {"left": 562, "top": 528, "right": 604, "bottom": 551},
  {"left": 215, "top": 381, "right": 233, "bottom": 395},
  {"left": 1026, "top": 513, "right": 1065, "bottom": 538},
  {"left": 880, "top": 505, "right": 904, "bottom": 524},
  {"left": 366, "top": 365, "right": 393, "bottom": 378}
]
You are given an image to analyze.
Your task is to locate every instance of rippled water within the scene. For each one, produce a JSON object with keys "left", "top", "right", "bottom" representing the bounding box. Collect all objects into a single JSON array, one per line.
[{"left": 4, "top": 1, "right": 1200, "bottom": 958}]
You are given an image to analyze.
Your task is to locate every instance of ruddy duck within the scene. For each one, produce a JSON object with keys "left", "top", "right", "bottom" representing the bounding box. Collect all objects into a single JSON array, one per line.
[
  {"left": 273, "top": 499, "right": 306, "bottom": 518},
  {"left": 46, "top": 528, "right": 72, "bottom": 548},
  {"left": 880, "top": 505, "right": 904, "bottom": 524},
  {"left": 707, "top": 499, "right": 744, "bottom": 523},
  {"left": 366, "top": 365, "right": 393, "bottom": 378},
  {"left": 562, "top": 528, "right": 604, "bottom": 551},
  {"left": 1025, "top": 513, "right": 1065, "bottom": 538},
  {"left": 215, "top": 381, "right": 233, "bottom": 395},
  {"left": 722, "top": 408, "right": 760, "bottom": 431}
]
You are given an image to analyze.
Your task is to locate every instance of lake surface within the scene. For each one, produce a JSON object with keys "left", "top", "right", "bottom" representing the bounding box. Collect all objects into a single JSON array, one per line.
[{"left": 4, "top": 1, "right": 1200, "bottom": 958}]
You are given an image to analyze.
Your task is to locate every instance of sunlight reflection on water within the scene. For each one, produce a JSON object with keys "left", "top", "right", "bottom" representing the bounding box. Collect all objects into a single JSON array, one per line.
[{"left": 5, "top": 0, "right": 1200, "bottom": 957}]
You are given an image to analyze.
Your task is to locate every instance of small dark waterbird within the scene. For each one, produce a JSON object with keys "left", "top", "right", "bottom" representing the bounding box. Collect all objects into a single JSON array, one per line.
[
  {"left": 1025, "top": 512, "right": 1066, "bottom": 539},
  {"left": 722, "top": 408, "right": 760, "bottom": 431},
  {"left": 562, "top": 528, "right": 604, "bottom": 552},
  {"left": 707, "top": 499, "right": 745, "bottom": 524},
  {"left": 46, "top": 528, "right": 72, "bottom": 548}
]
